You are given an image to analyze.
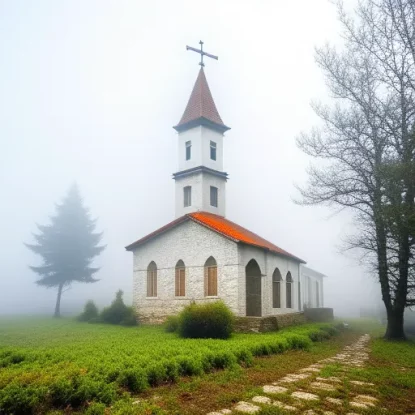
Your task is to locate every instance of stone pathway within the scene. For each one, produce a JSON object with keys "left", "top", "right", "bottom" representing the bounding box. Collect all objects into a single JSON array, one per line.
[{"left": 207, "top": 334, "right": 384, "bottom": 415}]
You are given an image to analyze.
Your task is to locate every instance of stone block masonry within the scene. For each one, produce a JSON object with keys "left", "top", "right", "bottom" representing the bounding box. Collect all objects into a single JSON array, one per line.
[{"left": 234, "top": 313, "right": 306, "bottom": 333}]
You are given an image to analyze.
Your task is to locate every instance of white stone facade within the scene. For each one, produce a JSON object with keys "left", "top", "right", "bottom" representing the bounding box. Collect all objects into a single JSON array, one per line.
[
  {"left": 174, "top": 125, "right": 227, "bottom": 218},
  {"left": 132, "top": 220, "right": 309, "bottom": 322},
  {"left": 300, "top": 266, "right": 325, "bottom": 308},
  {"left": 133, "top": 220, "right": 239, "bottom": 321},
  {"left": 174, "top": 172, "right": 226, "bottom": 218},
  {"left": 177, "top": 126, "right": 224, "bottom": 172}
]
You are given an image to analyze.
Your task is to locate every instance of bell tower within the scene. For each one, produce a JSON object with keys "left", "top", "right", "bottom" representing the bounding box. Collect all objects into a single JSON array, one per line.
[{"left": 173, "top": 43, "right": 230, "bottom": 218}]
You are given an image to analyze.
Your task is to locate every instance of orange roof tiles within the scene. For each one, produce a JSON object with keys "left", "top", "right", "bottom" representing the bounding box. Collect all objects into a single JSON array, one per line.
[
  {"left": 125, "top": 211, "right": 305, "bottom": 263},
  {"left": 174, "top": 68, "right": 227, "bottom": 130},
  {"left": 189, "top": 212, "right": 305, "bottom": 262}
]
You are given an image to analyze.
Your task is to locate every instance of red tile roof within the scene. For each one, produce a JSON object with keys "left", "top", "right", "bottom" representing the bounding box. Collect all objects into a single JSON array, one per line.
[
  {"left": 125, "top": 211, "right": 305, "bottom": 263},
  {"left": 174, "top": 68, "right": 229, "bottom": 131}
]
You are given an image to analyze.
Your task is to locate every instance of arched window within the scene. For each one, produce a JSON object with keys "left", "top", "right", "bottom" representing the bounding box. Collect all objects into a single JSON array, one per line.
[
  {"left": 286, "top": 272, "right": 293, "bottom": 308},
  {"left": 272, "top": 268, "right": 282, "bottom": 308},
  {"left": 204, "top": 256, "right": 217, "bottom": 296},
  {"left": 147, "top": 261, "right": 157, "bottom": 297},
  {"left": 175, "top": 260, "right": 186, "bottom": 297}
]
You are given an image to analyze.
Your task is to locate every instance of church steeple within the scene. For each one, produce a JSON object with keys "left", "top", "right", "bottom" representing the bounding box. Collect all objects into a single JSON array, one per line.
[
  {"left": 173, "top": 56, "right": 230, "bottom": 219},
  {"left": 174, "top": 68, "right": 230, "bottom": 134}
]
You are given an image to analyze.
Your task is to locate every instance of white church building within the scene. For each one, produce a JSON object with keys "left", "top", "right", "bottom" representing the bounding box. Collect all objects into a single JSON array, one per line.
[{"left": 126, "top": 55, "right": 326, "bottom": 323}]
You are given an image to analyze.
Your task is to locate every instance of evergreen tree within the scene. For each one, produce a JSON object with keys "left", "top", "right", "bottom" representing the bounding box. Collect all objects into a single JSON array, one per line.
[{"left": 25, "top": 184, "right": 105, "bottom": 317}]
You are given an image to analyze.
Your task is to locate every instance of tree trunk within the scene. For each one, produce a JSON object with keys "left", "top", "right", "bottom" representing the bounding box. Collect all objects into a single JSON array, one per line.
[
  {"left": 385, "top": 307, "right": 406, "bottom": 340},
  {"left": 54, "top": 283, "right": 64, "bottom": 318}
]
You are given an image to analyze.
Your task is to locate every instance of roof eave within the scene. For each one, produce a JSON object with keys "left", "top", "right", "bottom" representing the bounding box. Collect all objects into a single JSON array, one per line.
[
  {"left": 237, "top": 241, "right": 306, "bottom": 264},
  {"left": 173, "top": 117, "right": 231, "bottom": 134}
]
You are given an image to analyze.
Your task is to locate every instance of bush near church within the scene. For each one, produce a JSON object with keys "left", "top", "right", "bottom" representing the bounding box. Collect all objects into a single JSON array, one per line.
[
  {"left": 100, "top": 290, "right": 138, "bottom": 326},
  {"left": 178, "top": 301, "right": 234, "bottom": 339},
  {"left": 78, "top": 290, "right": 138, "bottom": 326},
  {"left": 77, "top": 300, "right": 99, "bottom": 322}
]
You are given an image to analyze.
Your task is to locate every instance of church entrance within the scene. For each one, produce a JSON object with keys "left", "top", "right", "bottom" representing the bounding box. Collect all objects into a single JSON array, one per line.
[{"left": 246, "top": 259, "right": 262, "bottom": 317}]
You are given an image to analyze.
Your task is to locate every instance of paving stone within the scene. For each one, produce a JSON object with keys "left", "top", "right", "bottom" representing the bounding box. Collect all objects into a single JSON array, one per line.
[
  {"left": 234, "top": 401, "right": 260, "bottom": 413},
  {"left": 299, "top": 367, "right": 320, "bottom": 373},
  {"left": 252, "top": 396, "right": 271, "bottom": 404},
  {"left": 310, "top": 381, "right": 336, "bottom": 391},
  {"left": 354, "top": 395, "right": 378, "bottom": 404},
  {"left": 326, "top": 397, "right": 342, "bottom": 405},
  {"left": 350, "top": 401, "right": 370, "bottom": 409},
  {"left": 291, "top": 391, "right": 319, "bottom": 401},
  {"left": 264, "top": 385, "right": 288, "bottom": 394},
  {"left": 317, "top": 376, "right": 341, "bottom": 383},
  {"left": 349, "top": 380, "right": 375, "bottom": 386},
  {"left": 280, "top": 373, "right": 311, "bottom": 382},
  {"left": 272, "top": 401, "right": 298, "bottom": 411}
]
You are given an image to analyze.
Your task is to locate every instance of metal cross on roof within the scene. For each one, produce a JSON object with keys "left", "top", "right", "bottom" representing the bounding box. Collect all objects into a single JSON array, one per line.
[{"left": 186, "top": 40, "right": 218, "bottom": 67}]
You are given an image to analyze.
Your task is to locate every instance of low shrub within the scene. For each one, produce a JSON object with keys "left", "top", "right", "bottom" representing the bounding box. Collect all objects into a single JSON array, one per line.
[
  {"left": 234, "top": 348, "right": 254, "bottom": 367},
  {"left": 78, "top": 300, "right": 99, "bottom": 322},
  {"left": 49, "top": 377, "right": 73, "bottom": 406},
  {"left": 0, "top": 383, "right": 47, "bottom": 415},
  {"left": 320, "top": 325, "right": 339, "bottom": 336},
  {"left": 163, "top": 360, "right": 180, "bottom": 382},
  {"left": 176, "top": 356, "right": 204, "bottom": 376},
  {"left": 164, "top": 315, "right": 179, "bottom": 333},
  {"left": 178, "top": 301, "right": 234, "bottom": 339},
  {"left": 308, "top": 330, "right": 331, "bottom": 342},
  {"left": 212, "top": 351, "right": 237, "bottom": 369},
  {"left": 100, "top": 290, "right": 138, "bottom": 326},
  {"left": 85, "top": 402, "right": 106, "bottom": 415},
  {"left": 121, "top": 306, "right": 139, "bottom": 326},
  {"left": 284, "top": 334, "right": 312, "bottom": 350},
  {"left": 117, "top": 368, "right": 148, "bottom": 393}
]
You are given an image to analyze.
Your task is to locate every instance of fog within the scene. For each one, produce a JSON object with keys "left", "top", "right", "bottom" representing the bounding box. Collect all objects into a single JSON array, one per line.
[{"left": 0, "top": 0, "right": 381, "bottom": 317}]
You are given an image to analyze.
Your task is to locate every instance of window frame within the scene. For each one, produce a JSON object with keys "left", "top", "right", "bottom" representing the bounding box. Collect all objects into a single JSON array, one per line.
[
  {"left": 175, "top": 261, "right": 186, "bottom": 297},
  {"left": 210, "top": 141, "right": 217, "bottom": 161},
  {"left": 210, "top": 186, "right": 218, "bottom": 207},
  {"left": 204, "top": 257, "right": 218, "bottom": 297},
  {"left": 185, "top": 140, "right": 191, "bottom": 161},
  {"left": 272, "top": 268, "right": 282, "bottom": 308},
  {"left": 147, "top": 262, "right": 157, "bottom": 297},
  {"left": 183, "top": 186, "right": 192, "bottom": 207}
]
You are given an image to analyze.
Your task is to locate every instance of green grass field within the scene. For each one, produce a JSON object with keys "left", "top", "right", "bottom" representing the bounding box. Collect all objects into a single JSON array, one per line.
[{"left": 0, "top": 317, "right": 341, "bottom": 415}]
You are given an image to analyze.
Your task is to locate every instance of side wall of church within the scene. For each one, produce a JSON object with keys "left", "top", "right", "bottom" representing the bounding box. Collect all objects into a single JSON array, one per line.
[
  {"left": 237, "top": 245, "right": 301, "bottom": 317},
  {"left": 132, "top": 220, "right": 239, "bottom": 323}
]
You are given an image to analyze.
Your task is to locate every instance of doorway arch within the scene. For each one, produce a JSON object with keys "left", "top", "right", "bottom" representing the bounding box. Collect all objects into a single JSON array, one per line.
[{"left": 246, "top": 259, "right": 262, "bottom": 316}]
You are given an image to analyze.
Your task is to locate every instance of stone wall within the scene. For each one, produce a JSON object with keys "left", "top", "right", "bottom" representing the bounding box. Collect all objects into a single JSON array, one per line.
[
  {"left": 132, "top": 220, "right": 240, "bottom": 322},
  {"left": 234, "top": 312, "right": 306, "bottom": 333},
  {"left": 304, "top": 307, "right": 334, "bottom": 322},
  {"left": 237, "top": 245, "right": 302, "bottom": 317}
]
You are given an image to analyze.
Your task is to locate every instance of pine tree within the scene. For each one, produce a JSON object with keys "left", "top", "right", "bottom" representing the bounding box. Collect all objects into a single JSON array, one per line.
[{"left": 26, "top": 184, "right": 105, "bottom": 317}]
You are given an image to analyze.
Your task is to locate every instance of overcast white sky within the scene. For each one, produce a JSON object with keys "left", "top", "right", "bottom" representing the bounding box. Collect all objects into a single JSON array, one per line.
[{"left": 0, "top": 0, "right": 382, "bottom": 316}]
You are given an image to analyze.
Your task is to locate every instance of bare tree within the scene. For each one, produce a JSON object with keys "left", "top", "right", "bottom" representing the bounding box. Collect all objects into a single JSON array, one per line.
[{"left": 297, "top": 0, "right": 415, "bottom": 339}]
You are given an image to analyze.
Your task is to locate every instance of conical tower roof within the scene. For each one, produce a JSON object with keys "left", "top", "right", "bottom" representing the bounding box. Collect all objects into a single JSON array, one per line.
[{"left": 174, "top": 68, "right": 230, "bottom": 133}]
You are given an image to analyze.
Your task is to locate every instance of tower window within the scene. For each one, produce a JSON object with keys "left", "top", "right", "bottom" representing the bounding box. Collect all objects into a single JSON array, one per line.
[
  {"left": 185, "top": 141, "right": 191, "bottom": 160},
  {"left": 210, "top": 141, "right": 217, "bottom": 160},
  {"left": 183, "top": 186, "right": 191, "bottom": 207},
  {"left": 210, "top": 186, "right": 218, "bottom": 207}
]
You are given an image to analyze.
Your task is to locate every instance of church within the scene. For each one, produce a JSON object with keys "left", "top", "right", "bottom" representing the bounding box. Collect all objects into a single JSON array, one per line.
[{"left": 126, "top": 43, "right": 325, "bottom": 323}]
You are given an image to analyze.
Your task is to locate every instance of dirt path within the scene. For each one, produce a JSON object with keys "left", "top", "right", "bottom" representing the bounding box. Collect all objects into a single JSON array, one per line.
[{"left": 207, "top": 334, "right": 383, "bottom": 415}]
